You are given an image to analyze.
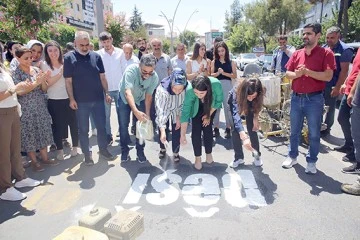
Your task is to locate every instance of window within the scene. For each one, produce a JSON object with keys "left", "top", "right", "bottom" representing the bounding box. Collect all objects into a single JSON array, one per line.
[
  {"left": 77, "top": 4, "right": 80, "bottom": 11},
  {"left": 149, "top": 31, "right": 153, "bottom": 36},
  {"left": 70, "top": 2, "right": 73, "bottom": 8}
]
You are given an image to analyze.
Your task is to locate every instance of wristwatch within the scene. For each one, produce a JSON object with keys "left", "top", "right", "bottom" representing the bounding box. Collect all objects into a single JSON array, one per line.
[{"left": 8, "top": 87, "right": 16, "bottom": 95}]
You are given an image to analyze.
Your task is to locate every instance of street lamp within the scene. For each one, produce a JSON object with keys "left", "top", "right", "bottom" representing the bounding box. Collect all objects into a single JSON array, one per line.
[
  {"left": 159, "top": 0, "right": 182, "bottom": 55},
  {"left": 183, "top": 9, "right": 199, "bottom": 33}
]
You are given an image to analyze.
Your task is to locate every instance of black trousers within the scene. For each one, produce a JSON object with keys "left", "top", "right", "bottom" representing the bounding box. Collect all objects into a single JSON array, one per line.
[
  {"left": 159, "top": 119, "right": 180, "bottom": 153},
  {"left": 48, "top": 99, "right": 79, "bottom": 150},
  {"left": 191, "top": 105, "right": 216, "bottom": 157}
]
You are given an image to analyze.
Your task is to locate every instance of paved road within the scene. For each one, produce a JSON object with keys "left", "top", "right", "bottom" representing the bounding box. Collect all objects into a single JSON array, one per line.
[{"left": 1, "top": 96, "right": 359, "bottom": 239}]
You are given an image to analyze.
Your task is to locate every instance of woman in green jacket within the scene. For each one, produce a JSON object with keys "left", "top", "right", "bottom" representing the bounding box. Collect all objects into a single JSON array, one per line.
[{"left": 180, "top": 75, "right": 223, "bottom": 170}]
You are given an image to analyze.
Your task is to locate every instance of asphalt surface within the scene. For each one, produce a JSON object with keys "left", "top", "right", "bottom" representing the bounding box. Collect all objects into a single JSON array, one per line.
[{"left": 1, "top": 85, "right": 359, "bottom": 239}]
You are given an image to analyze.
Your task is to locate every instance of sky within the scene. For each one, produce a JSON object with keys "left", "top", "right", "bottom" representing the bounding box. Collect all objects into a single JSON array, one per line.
[{"left": 112, "top": 0, "right": 252, "bottom": 36}]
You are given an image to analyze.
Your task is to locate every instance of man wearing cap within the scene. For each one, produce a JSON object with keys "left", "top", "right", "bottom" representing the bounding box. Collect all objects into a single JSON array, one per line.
[
  {"left": 155, "top": 68, "right": 188, "bottom": 162},
  {"left": 118, "top": 54, "right": 159, "bottom": 163}
]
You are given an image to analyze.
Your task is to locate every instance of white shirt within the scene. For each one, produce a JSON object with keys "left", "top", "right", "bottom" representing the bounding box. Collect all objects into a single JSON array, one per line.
[
  {"left": 171, "top": 55, "right": 188, "bottom": 72},
  {"left": 41, "top": 62, "right": 68, "bottom": 99},
  {"left": 0, "top": 70, "right": 19, "bottom": 108},
  {"left": 120, "top": 54, "right": 140, "bottom": 79},
  {"left": 191, "top": 58, "right": 207, "bottom": 73},
  {"left": 97, "top": 47, "right": 123, "bottom": 91}
]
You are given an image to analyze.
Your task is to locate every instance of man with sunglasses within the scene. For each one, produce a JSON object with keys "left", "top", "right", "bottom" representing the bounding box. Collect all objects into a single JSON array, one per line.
[{"left": 118, "top": 54, "right": 159, "bottom": 163}]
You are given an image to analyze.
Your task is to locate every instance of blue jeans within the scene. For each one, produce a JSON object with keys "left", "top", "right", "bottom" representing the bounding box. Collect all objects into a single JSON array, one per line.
[
  {"left": 105, "top": 90, "right": 120, "bottom": 136},
  {"left": 118, "top": 99, "right": 145, "bottom": 153},
  {"left": 76, "top": 101, "right": 108, "bottom": 156},
  {"left": 323, "top": 86, "right": 337, "bottom": 131},
  {"left": 288, "top": 93, "right": 324, "bottom": 163},
  {"left": 351, "top": 106, "right": 360, "bottom": 164},
  {"left": 338, "top": 94, "right": 354, "bottom": 149}
]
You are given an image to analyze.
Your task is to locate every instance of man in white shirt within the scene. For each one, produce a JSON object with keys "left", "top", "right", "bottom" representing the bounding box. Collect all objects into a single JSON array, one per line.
[
  {"left": 171, "top": 43, "right": 188, "bottom": 71},
  {"left": 270, "top": 35, "right": 295, "bottom": 74},
  {"left": 97, "top": 31, "right": 123, "bottom": 145},
  {"left": 120, "top": 43, "right": 140, "bottom": 77}
]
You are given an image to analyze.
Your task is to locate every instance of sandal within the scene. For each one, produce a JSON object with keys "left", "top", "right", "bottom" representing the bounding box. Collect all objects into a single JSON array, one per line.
[
  {"left": 158, "top": 149, "right": 166, "bottom": 159},
  {"left": 173, "top": 154, "right": 180, "bottom": 162},
  {"left": 62, "top": 140, "right": 71, "bottom": 148},
  {"left": 32, "top": 161, "right": 45, "bottom": 172},
  {"left": 194, "top": 157, "right": 202, "bottom": 170},
  {"left": 206, "top": 154, "right": 214, "bottom": 164},
  {"left": 41, "top": 159, "right": 60, "bottom": 166}
]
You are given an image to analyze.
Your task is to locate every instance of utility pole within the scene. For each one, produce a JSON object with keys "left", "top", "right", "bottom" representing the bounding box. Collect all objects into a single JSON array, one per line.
[{"left": 96, "top": 0, "right": 105, "bottom": 36}]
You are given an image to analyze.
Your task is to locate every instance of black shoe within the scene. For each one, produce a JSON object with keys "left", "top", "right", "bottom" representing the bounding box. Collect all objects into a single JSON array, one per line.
[
  {"left": 158, "top": 149, "right": 166, "bottom": 159},
  {"left": 342, "top": 164, "right": 360, "bottom": 174},
  {"left": 131, "top": 125, "right": 136, "bottom": 135},
  {"left": 99, "top": 149, "right": 116, "bottom": 161},
  {"left": 320, "top": 129, "right": 330, "bottom": 137},
  {"left": 334, "top": 145, "right": 353, "bottom": 153},
  {"left": 224, "top": 128, "right": 231, "bottom": 139},
  {"left": 342, "top": 152, "right": 356, "bottom": 162},
  {"left": 84, "top": 154, "right": 94, "bottom": 166},
  {"left": 121, "top": 150, "right": 130, "bottom": 162},
  {"left": 137, "top": 151, "right": 148, "bottom": 163},
  {"left": 50, "top": 144, "right": 57, "bottom": 151},
  {"left": 213, "top": 127, "right": 220, "bottom": 138}
]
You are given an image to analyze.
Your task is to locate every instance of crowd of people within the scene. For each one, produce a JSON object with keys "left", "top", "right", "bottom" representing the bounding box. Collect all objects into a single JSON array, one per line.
[{"left": 1, "top": 22, "right": 360, "bottom": 202}]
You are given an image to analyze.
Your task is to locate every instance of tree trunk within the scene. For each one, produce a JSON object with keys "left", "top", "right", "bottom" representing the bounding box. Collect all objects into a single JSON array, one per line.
[
  {"left": 337, "top": 0, "right": 344, "bottom": 28},
  {"left": 343, "top": 0, "right": 349, "bottom": 39}
]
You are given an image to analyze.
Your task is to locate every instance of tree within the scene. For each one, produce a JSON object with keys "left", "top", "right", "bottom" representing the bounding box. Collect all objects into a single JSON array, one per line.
[
  {"left": 129, "top": 5, "right": 143, "bottom": 32},
  {"left": 0, "top": 0, "right": 65, "bottom": 42},
  {"left": 105, "top": 12, "right": 127, "bottom": 47},
  {"left": 223, "top": 0, "right": 242, "bottom": 39},
  {"left": 179, "top": 30, "right": 197, "bottom": 49},
  {"left": 227, "top": 21, "right": 258, "bottom": 53},
  {"left": 37, "top": 23, "right": 76, "bottom": 47}
]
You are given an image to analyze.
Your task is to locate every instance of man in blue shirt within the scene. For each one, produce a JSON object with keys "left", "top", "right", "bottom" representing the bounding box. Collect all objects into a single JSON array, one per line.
[
  {"left": 321, "top": 26, "right": 353, "bottom": 136},
  {"left": 64, "top": 31, "right": 115, "bottom": 165}
]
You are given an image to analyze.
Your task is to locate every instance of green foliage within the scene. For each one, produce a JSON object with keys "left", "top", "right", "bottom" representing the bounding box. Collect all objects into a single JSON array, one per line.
[
  {"left": 347, "top": 0, "right": 360, "bottom": 41},
  {"left": 179, "top": 30, "right": 197, "bottom": 49},
  {"left": 105, "top": 13, "right": 127, "bottom": 48},
  {"left": 129, "top": 5, "right": 143, "bottom": 32},
  {"left": 91, "top": 38, "right": 99, "bottom": 51},
  {"left": 123, "top": 26, "right": 147, "bottom": 46},
  {"left": 0, "top": 0, "right": 65, "bottom": 42},
  {"left": 227, "top": 21, "right": 259, "bottom": 53},
  {"left": 265, "top": 37, "right": 279, "bottom": 53},
  {"left": 288, "top": 35, "right": 304, "bottom": 50},
  {"left": 223, "top": 0, "right": 242, "bottom": 39}
]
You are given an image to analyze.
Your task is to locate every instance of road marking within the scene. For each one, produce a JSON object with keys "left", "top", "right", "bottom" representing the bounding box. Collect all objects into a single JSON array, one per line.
[
  {"left": 183, "top": 207, "right": 220, "bottom": 218},
  {"left": 238, "top": 170, "right": 267, "bottom": 206},
  {"left": 222, "top": 173, "right": 248, "bottom": 208},
  {"left": 123, "top": 173, "right": 150, "bottom": 204}
]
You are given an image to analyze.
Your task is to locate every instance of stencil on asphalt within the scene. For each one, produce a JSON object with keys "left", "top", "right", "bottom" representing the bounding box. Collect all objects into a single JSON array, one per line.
[{"left": 121, "top": 168, "right": 268, "bottom": 218}]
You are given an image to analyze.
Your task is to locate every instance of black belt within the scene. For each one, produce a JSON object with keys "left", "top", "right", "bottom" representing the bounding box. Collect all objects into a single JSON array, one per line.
[{"left": 293, "top": 91, "right": 323, "bottom": 97}]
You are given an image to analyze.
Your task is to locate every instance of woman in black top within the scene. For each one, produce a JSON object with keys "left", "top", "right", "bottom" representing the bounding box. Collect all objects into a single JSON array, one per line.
[{"left": 211, "top": 41, "right": 237, "bottom": 139}]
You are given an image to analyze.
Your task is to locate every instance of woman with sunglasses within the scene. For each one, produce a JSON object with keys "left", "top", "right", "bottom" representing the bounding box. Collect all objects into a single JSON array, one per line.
[
  {"left": 228, "top": 78, "right": 265, "bottom": 168},
  {"left": 155, "top": 68, "right": 187, "bottom": 162},
  {"left": 180, "top": 75, "right": 223, "bottom": 170}
]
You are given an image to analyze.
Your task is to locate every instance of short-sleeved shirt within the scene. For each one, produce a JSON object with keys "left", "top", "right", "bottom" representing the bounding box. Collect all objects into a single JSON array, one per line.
[
  {"left": 324, "top": 41, "right": 353, "bottom": 87},
  {"left": 120, "top": 54, "right": 140, "bottom": 78},
  {"left": 96, "top": 47, "right": 123, "bottom": 91},
  {"left": 63, "top": 51, "right": 105, "bottom": 102},
  {"left": 153, "top": 53, "right": 172, "bottom": 84},
  {"left": 171, "top": 55, "right": 188, "bottom": 72},
  {"left": 286, "top": 45, "right": 336, "bottom": 93},
  {"left": 345, "top": 50, "right": 360, "bottom": 95},
  {"left": 119, "top": 64, "right": 159, "bottom": 105}
]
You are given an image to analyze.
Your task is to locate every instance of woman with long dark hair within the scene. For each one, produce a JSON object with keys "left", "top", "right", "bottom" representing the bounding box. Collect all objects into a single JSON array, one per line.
[
  {"left": 5, "top": 41, "right": 22, "bottom": 70},
  {"left": 211, "top": 41, "right": 237, "bottom": 139},
  {"left": 180, "top": 75, "right": 223, "bottom": 170},
  {"left": 228, "top": 78, "right": 264, "bottom": 168},
  {"left": 12, "top": 47, "right": 58, "bottom": 172},
  {"left": 186, "top": 42, "right": 210, "bottom": 81},
  {"left": 41, "top": 40, "right": 79, "bottom": 161}
]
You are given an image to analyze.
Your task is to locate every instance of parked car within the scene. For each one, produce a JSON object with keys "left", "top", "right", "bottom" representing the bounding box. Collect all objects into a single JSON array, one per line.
[
  {"left": 237, "top": 53, "right": 258, "bottom": 70},
  {"left": 257, "top": 54, "right": 273, "bottom": 73}
]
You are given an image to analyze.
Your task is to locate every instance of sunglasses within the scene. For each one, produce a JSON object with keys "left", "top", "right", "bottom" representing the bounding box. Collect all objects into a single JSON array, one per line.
[{"left": 141, "top": 68, "right": 154, "bottom": 76}]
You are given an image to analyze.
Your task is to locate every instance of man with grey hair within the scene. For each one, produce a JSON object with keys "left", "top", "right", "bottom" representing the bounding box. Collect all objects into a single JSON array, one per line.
[
  {"left": 321, "top": 26, "right": 353, "bottom": 137},
  {"left": 64, "top": 31, "right": 116, "bottom": 166},
  {"left": 150, "top": 38, "right": 172, "bottom": 129},
  {"left": 171, "top": 43, "right": 188, "bottom": 71},
  {"left": 118, "top": 54, "right": 159, "bottom": 163},
  {"left": 120, "top": 43, "right": 140, "bottom": 75}
]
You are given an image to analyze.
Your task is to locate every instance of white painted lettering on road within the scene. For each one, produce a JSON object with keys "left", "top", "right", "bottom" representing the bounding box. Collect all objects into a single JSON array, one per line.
[
  {"left": 123, "top": 173, "right": 150, "bottom": 204},
  {"left": 238, "top": 170, "right": 267, "bottom": 206},
  {"left": 222, "top": 173, "right": 248, "bottom": 208}
]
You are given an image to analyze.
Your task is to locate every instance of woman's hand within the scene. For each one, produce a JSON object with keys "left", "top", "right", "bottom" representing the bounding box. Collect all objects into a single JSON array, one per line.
[
  {"left": 240, "top": 131, "right": 252, "bottom": 151},
  {"left": 202, "top": 115, "right": 210, "bottom": 127},
  {"left": 175, "top": 118, "right": 181, "bottom": 130},
  {"left": 253, "top": 118, "right": 259, "bottom": 131},
  {"left": 160, "top": 129, "right": 167, "bottom": 144},
  {"left": 35, "top": 70, "right": 51, "bottom": 85}
]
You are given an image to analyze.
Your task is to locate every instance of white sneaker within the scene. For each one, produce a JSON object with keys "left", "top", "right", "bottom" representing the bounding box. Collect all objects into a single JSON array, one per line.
[
  {"left": 305, "top": 162, "right": 317, "bottom": 174},
  {"left": 15, "top": 178, "right": 41, "bottom": 188},
  {"left": 56, "top": 150, "right": 64, "bottom": 161},
  {"left": 0, "top": 187, "right": 26, "bottom": 201},
  {"left": 253, "top": 157, "right": 263, "bottom": 167},
  {"left": 70, "top": 147, "right": 79, "bottom": 157},
  {"left": 92, "top": 129, "right": 97, "bottom": 136},
  {"left": 282, "top": 157, "right": 298, "bottom": 169},
  {"left": 230, "top": 159, "right": 245, "bottom": 168}
]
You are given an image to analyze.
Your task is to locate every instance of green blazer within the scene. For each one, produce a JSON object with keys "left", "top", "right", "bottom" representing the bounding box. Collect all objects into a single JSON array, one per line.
[{"left": 180, "top": 77, "right": 224, "bottom": 123}]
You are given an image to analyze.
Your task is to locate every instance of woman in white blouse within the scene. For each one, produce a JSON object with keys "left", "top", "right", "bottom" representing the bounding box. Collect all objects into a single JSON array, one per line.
[
  {"left": 0, "top": 46, "right": 40, "bottom": 201},
  {"left": 186, "top": 42, "right": 210, "bottom": 81},
  {"left": 41, "top": 41, "right": 79, "bottom": 161},
  {"left": 155, "top": 68, "right": 187, "bottom": 162}
]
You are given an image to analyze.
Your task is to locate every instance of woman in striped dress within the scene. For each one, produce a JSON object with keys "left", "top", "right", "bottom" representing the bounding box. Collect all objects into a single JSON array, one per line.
[{"left": 155, "top": 68, "right": 187, "bottom": 162}]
